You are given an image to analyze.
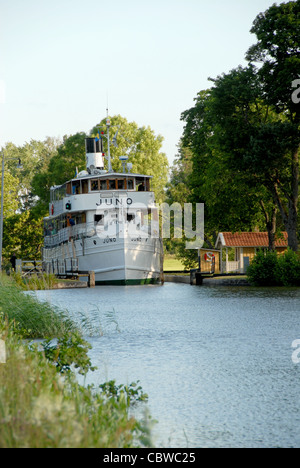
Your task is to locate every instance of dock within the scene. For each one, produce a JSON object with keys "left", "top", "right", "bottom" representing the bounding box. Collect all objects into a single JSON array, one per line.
[
  {"left": 164, "top": 270, "right": 250, "bottom": 286},
  {"left": 18, "top": 260, "right": 95, "bottom": 288}
]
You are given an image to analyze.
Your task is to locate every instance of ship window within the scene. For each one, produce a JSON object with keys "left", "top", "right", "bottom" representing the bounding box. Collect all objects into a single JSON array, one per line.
[
  {"left": 58, "top": 186, "right": 66, "bottom": 199},
  {"left": 82, "top": 180, "right": 89, "bottom": 194},
  {"left": 127, "top": 214, "right": 135, "bottom": 222},
  {"left": 66, "top": 183, "right": 72, "bottom": 195},
  {"left": 91, "top": 179, "right": 99, "bottom": 191},
  {"left": 95, "top": 214, "right": 104, "bottom": 225},
  {"left": 100, "top": 179, "right": 107, "bottom": 190},
  {"left": 137, "top": 182, "right": 145, "bottom": 192},
  {"left": 109, "top": 180, "right": 116, "bottom": 190},
  {"left": 44, "top": 220, "right": 51, "bottom": 236},
  {"left": 52, "top": 186, "right": 66, "bottom": 200},
  {"left": 127, "top": 179, "right": 134, "bottom": 190},
  {"left": 136, "top": 177, "right": 150, "bottom": 192},
  {"left": 72, "top": 181, "right": 81, "bottom": 194},
  {"left": 117, "top": 179, "right": 125, "bottom": 190},
  {"left": 76, "top": 212, "right": 86, "bottom": 224}
]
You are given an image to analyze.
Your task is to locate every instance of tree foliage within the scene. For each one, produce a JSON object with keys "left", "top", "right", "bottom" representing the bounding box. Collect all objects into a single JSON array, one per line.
[
  {"left": 31, "top": 133, "right": 86, "bottom": 206},
  {"left": 245, "top": 0, "right": 300, "bottom": 250},
  {"left": 33, "top": 115, "right": 168, "bottom": 206},
  {"left": 246, "top": 0, "right": 300, "bottom": 121},
  {"left": 2, "top": 212, "right": 44, "bottom": 262},
  {"left": 0, "top": 171, "right": 20, "bottom": 218},
  {"left": 5, "top": 139, "right": 60, "bottom": 211},
  {"left": 178, "top": 1, "right": 300, "bottom": 255},
  {"left": 180, "top": 78, "right": 274, "bottom": 239},
  {"left": 91, "top": 115, "right": 169, "bottom": 204},
  {"left": 0, "top": 139, "right": 60, "bottom": 262},
  {"left": 247, "top": 249, "right": 300, "bottom": 287}
]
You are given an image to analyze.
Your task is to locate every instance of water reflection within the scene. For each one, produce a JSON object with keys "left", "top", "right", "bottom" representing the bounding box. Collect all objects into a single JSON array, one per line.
[{"left": 34, "top": 283, "right": 300, "bottom": 448}]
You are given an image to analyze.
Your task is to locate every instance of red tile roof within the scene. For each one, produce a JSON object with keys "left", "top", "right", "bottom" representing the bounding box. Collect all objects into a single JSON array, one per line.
[{"left": 218, "top": 232, "right": 288, "bottom": 248}]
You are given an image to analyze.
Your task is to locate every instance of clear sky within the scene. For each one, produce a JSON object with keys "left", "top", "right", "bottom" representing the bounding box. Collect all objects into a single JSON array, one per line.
[{"left": 0, "top": 0, "right": 279, "bottom": 165}]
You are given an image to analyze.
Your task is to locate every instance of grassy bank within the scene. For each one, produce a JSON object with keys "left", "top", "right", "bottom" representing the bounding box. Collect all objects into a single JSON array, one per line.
[
  {"left": 0, "top": 275, "right": 152, "bottom": 447},
  {"left": 0, "top": 275, "right": 75, "bottom": 339},
  {"left": 164, "top": 254, "right": 186, "bottom": 271},
  {"left": 12, "top": 272, "right": 59, "bottom": 291}
]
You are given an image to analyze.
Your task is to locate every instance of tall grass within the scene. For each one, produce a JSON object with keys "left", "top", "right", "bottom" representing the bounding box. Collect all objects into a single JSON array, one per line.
[
  {"left": 0, "top": 274, "right": 153, "bottom": 447},
  {"left": 0, "top": 326, "right": 151, "bottom": 448},
  {"left": 0, "top": 274, "right": 76, "bottom": 339},
  {"left": 12, "top": 272, "right": 58, "bottom": 291}
]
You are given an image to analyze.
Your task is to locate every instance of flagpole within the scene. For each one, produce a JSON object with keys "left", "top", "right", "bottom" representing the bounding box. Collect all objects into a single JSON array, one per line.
[{"left": 106, "top": 117, "right": 112, "bottom": 172}]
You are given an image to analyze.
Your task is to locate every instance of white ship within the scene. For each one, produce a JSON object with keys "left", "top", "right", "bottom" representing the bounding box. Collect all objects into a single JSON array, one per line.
[{"left": 42, "top": 118, "right": 163, "bottom": 285}]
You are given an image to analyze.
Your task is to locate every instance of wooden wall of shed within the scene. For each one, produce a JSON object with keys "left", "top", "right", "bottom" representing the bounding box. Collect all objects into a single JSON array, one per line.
[
  {"left": 242, "top": 247, "right": 256, "bottom": 262},
  {"left": 243, "top": 247, "right": 287, "bottom": 261},
  {"left": 199, "top": 250, "right": 220, "bottom": 274}
]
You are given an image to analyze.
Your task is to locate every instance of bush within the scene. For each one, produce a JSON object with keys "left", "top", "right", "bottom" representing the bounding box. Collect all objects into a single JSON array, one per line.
[
  {"left": 247, "top": 249, "right": 300, "bottom": 287},
  {"left": 41, "top": 332, "right": 97, "bottom": 375},
  {"left": 0, "top": 328, "right": 152, "bottom": 448},
  {"left": 247, "top": 250, "right": 279, "bottom": 286},
  {"left": 276, "top": 249, "right": 300, "bottom": 287}
]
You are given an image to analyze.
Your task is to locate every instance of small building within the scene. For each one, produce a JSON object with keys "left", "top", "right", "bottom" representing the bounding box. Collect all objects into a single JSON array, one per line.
[
  {"left": 198, "top": 248, "right": 221, "bottom": 274},
  {"left": 215, "top": 232, "right": 288, "bottom": 274}
]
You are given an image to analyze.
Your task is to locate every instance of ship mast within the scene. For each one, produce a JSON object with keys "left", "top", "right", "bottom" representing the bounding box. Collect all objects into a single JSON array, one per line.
[{"left": 106, "top": 105, "right": 113, "bottom": 172}]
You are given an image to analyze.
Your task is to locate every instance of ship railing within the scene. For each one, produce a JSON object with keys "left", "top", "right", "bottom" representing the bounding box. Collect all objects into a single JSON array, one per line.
[
  {"left": 44, "top": 219, "right": 158, "bottom": 248},
  {"left": 42, "top": 257, "right": 78, "bottom": 276},
  {"left": 44, "top": 223, "right": 94, "bottom": 247}
]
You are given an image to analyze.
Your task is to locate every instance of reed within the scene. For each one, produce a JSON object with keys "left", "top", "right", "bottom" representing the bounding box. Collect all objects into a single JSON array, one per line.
[
  {"left": 12, "top": 272, "right": 58, "bottom": 291},
  {"left": 0, "top": 274, "right": 76, "bottom": 339}
]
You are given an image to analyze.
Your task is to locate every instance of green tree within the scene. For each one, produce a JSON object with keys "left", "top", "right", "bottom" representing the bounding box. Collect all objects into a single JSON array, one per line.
[
  {"left": 5, "top": 138, "right": 60, "bottom": 212},
  {"left": 91, "top": 115, "right": 169, "bottom": 204},
  {"left": 245, "top": 0, "right": 300, "bottom": 250},
  {"left": 164, "top": 144, "right": 196, "bottom": 261},
  {"left": 246, "top": 0, "right": 300, "bottom": 121},
  {"left": 208, "top": 64, "right": 299, "bottom": 250},
  {"left": 31, "top": 133, "right": 86, "bottom": 206},
  {"left": 166, "top": 143, "right": 193, "bottom": 207},
  {"left": 179, "top": 2, "right": 300, "bottom": 251},
  {"left": 180, "top": 84, "right": 275, "bottom": 246},
  {"left": 2, "top": 211, "right": 43, "bottom": 262},
  {"left": 0, "top": 172, "right": 20, "bottom": 218}
]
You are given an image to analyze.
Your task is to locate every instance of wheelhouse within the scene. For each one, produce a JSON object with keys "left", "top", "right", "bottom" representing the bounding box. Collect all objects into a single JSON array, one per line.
[{"left": 50, "top": 174, "right": 152, "bottom": 202}]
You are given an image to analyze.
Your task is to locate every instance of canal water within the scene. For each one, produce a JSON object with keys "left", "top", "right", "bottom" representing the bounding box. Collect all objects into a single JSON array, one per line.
[{"left": 34, "top": 283, "right": 300, "bottom": 448}]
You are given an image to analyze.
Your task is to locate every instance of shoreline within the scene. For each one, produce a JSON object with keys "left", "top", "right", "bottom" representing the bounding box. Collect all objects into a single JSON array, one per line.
[
  {"left": 31, "top": 275, "right": 251, "bottom": 288},
  {"left": 164, "top": 274, "right": 250, "bottom": 286},
  {"left": 52, "top": 280, "right": 88, "bottom": 289}
]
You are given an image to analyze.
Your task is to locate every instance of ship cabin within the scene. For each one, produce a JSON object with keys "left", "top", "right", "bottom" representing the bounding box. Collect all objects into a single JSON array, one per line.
[
  {"left": 55, "top": 173, "right": 152, "bottom": 197},
  {"left": 44, "top": 172, "right": 157, "bottom": 248}
]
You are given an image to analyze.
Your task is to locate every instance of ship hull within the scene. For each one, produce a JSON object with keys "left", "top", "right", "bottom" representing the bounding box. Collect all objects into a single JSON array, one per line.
[
  {"left": 77, "top": 236, "right": 161, "bottom": 285},
  {"left": 43, "top": 235, "right": 162, "bottom": 286}
]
